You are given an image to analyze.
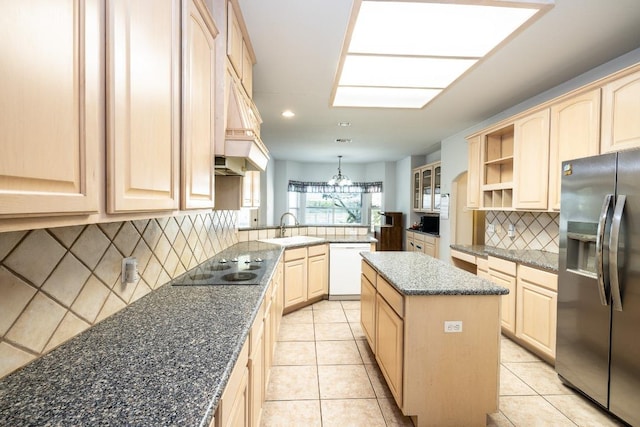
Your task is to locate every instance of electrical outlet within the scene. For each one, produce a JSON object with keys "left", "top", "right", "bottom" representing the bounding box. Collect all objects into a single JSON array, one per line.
[
  {"left": 487, "top": 223, "right": 495, "bottom": 233},
  {"left": 121, "top": 257, "right": 139, "bottom": 285},
  {"left": 444, "top": 320, "right": 463, "bottom": 333},
  {"left": 508, "top": 223, "right": 516, "bottom": 238}
]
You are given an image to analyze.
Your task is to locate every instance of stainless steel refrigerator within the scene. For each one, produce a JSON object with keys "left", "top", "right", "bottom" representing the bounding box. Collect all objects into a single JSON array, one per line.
[{"left": 557, "top": 149, "right": 640, "bottom": 426}]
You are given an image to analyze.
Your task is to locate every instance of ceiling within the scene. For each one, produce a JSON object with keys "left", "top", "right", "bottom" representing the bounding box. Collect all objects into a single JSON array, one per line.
[{"left": 238, "top": 0, "right": 640, "bottom": 164}]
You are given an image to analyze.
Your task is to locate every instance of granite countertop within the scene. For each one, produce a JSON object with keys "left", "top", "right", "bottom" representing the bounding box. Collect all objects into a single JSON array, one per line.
[
  {"left": 361, "top": 252, "right": 508, "bottom": 296},
  {"left": 450, "top": 244, "right": 559, "bottom": 272},
  {"left": 406, "top": 228, "right": 440, "bottom": 238},
  {"left": 258, "top": 234, "right": 377, "bottom": 248},
  {"left": 0, "top": 241, "right": 284, "bottom": 427}
]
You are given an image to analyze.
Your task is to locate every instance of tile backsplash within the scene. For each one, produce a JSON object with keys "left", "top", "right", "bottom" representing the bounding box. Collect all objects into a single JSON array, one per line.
[
  {"left": 0, "top": 211, "right": 237, "bottom": 379},
  {"left": 485, "top": 211, "right": 559, "bottom": 253}
]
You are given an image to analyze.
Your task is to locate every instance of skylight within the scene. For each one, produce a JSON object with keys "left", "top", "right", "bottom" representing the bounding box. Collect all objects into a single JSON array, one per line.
[{"left": 331, "top": 1, "right": 550, "bottom": 109}]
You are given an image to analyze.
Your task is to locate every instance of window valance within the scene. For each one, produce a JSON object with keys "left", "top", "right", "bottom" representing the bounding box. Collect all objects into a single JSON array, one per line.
[{"left": 288, "top": 180, "right": 383, "bottom": 193}]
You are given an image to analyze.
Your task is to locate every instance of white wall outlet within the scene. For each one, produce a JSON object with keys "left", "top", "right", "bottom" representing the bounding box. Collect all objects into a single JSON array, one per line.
[
  {"left": 121, "top": 257, "right": 139, "bottom": 285},
  {"left": 444, "top": 320, "right": 463, "bottom": 333},
  {"left": 487, "top": 223, "right": 495, "bottom": 233},
  {"left": 508, "top": 223, "right": 516, "bottom": 238}
]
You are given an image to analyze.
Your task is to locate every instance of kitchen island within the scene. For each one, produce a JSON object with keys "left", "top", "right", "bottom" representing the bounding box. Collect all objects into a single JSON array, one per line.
[{"left": 360, "top": 251, "right": 508, "bottom": 427}]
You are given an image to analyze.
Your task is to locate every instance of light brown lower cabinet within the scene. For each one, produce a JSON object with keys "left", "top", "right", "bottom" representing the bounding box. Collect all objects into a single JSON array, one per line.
[
  {"left": 283, "top": 244, "right": 328, "bottom": 312},
  {"left": 516, "top": 265, "right": 558, "bottom": 361},
  {"left": 213, "top": 268, "right": 283, "bottom": 427},
  {"left": 361, "top": 260, "right": 501, "bottom": 426},
  {"left": 214, "top": 340, "right": 249, "bottom": 427},
  {"left": 360, "top": 261, "right": 377, "bottom": 349},
  {"left": 488, "top": 256, "right": 517, "bottom": 334}
]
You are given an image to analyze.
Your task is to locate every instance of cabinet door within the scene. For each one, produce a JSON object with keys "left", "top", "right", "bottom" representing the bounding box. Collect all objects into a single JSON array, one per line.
[
  {"left": 516, "top": 280, "right": 557, "bottom": 360},
  {"left": 489, "top": 269, "right": 517, "bottom": 334},
  {"left": 361, "top": 273, "right": 377, "bottom": 349},
  {"left": 514, "top": 109, "right": 550, "bottom": 210},
  {"left": 283, "top": 258, "right": 307, "bottom": 309},
  {"left": 466, "top": 135, "right": 482, "bottom": 209},
  {"left": 412, "top": 168, "right": 421, "bottom": 211},
  {"left": 242, "top": 171, "right": 260, "bottom": 208},
  {"left": 0, "top": 0, "right": 100, "bottom": 216},
  {"left": 182, "top": 0, "right": 217, "bottom": 210},
  {"left": 548, "top": 89, "right": 601, "bottom": 211},
  {"left": 601, "top": 70, "right": 640, "bottom": 153},
  {"left": 376, "top": 294, "right": 404, "bottom": 407},
  {"left": 307, "top": 253, "right": 328, "bottom": 299},
  {"left": 249, "top": 326, "right": 264, "bottom": 427},
  {"left": 405, "top": 231, "right": 415, "bottom": 252},
  {"left": 226, "top": 1, "right": 243, "bottom": 76},
  {"left": 218, "top": 342, "right": 249, "bottom": 427},
  {"left": 421, "top": 166, "right": 433, "bottom": 211},
  {"left": 107, "top": 0, "right": 180, "bottom": 212},
  {"left": 241, "top": 41, "right": 253, "bottom": 97}
]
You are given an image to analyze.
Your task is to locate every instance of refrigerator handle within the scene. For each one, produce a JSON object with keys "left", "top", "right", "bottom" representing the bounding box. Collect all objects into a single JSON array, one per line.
[
  {"left": 596, "top": 194, "right": 613, "bottom": 306},
  {"left": 610, "top": 194, "right": 626, "bottom": 312}
]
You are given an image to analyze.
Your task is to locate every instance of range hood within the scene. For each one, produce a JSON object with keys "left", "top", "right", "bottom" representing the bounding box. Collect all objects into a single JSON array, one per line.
[
  {"left": 214, "top": 156, "right": 246, "bottom": 176},
  {"left": 224, "top": 74, "right": 270, "bottom": 171}
]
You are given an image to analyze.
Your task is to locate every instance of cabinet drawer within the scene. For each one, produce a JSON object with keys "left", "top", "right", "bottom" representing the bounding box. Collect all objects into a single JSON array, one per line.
[
  {"left": 308, "top": 243, "right": 327, "bottom": 257},
  {"left": 362, "top": 260, "right": 377, "bottom": 287},
  {"left": 219, "top": 339, "right": 249, "bottom": 423},
  {"left": 476, "top": 257, "right": 488, "bottom": 272},
  {"left": 284, "top": 247, "right": 306, "bottom": 262},
  {"left": 518, "top": 264, "right": 558, "bottom": 292},
  {"left": 377, "top": 276, "right": 404, "bottom": 318},
  {"left": 451, "top": 249, "right": 476, "bottom": 264},
  {"left": 488, "top": 256, "right": 516, "bottom": 276}
]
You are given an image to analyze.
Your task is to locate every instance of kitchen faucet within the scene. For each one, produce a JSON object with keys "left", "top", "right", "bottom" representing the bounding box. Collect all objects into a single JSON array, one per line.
[{"left": 279, "top": 212, "right": 299, "bottom": 237}]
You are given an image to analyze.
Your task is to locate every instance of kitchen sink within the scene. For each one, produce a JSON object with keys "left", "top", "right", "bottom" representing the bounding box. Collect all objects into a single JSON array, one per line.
[{"left": 258, "top": 235, "right": 324, "bottom": 246}]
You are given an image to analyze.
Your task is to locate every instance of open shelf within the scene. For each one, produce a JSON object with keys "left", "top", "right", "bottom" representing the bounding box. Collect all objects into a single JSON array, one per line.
[{"left": 482, "top": 125, "right": 514, "bottom": 209}]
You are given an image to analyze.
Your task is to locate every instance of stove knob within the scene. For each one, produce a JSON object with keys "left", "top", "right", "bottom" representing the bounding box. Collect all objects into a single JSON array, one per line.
[
  {"left": 244, "top": 260, "right": 251, "bottom": 264},
  {"left": 231, "top": 258, "right": 239, "bottom": 263},
  {"left": 219, "top": 259, "right": 228, "bottom": 264},
  {"left": 254, "top": 258, "right": 263, "bottom": 262}
]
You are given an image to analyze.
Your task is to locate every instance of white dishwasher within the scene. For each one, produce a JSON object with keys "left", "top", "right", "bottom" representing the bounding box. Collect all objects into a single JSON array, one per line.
[{"left": 329, "top": 243, "right": 371, "bottom": 299}]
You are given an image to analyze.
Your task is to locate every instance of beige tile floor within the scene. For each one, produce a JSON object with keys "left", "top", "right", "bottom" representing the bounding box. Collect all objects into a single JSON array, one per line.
[{"left": 261, "top": 299, "right": 624, "bottom": 427}]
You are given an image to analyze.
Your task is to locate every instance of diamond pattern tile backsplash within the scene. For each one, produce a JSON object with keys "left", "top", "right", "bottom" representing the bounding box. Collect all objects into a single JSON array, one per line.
[
  {"left": 485, "top": 211, "right": 559, "bottom": 253},
  {"left": 0, "top": 211, "right": 237, "bottom": 378}
]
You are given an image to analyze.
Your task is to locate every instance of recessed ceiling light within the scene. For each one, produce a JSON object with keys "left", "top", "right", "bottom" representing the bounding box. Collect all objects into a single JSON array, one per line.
[
  {"left": 331, "top": 1, "right": 550, "bottom": 109},
  {"left": 338, "top": 121, "right": 352, "bottom": 127},
  {"left": 281, "top": 110, "right": 295, "bottom": 118},
  {"left": 335, "top": 138, "right": 352, "bottom": 143}
]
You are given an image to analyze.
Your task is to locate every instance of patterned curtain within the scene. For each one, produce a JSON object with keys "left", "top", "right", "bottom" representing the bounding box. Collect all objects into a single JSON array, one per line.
[{"left": 288, "top": 180, "right": 383, "bottom": 193}]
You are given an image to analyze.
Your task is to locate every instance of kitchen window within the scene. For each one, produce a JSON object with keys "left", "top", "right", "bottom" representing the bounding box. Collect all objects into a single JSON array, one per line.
[{"left": 287, "top": 180, "right": 382, "bottom": 226}]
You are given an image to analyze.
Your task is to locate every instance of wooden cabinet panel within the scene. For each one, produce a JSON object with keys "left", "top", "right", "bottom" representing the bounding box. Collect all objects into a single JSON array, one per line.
[
  {"left": 217, "top": 341, "right": 249, "bottom": 427},
  {"left": 412, "top": 169, "right": 421, "bottom": 211},
  {"left": 241, "top": 41, "right": 253, "bottom": 97},
  {"left": 0, "top": 0, "right": 100, "bottom": 216},
  {"left": 182, "top": 0, "right": 218, "bottom": 210},
  {"left": 226, "top": 1, "right": 243, "bottom": 76},
  {"left": 466, "top": 135, "right": 482, "bottom": 209},
  {"left": 516, "top": 265, "right": 557, "bottom": 360},
  {"left": 376, "top": 294, "right": 404, "bottom": 407},
  {"left": 514, "top": 109, "right": 550, "bottom": 210},
  {"left": 361, "top": 273, "right": 377, "bottom": 350},
  {"left": 107, "top": 0, "right": 180, "bottom": 212},
  {"left": 488, "top": 257, "right": 517, "bottom": 334},
  {"left": 548, "top": 89, "right": 601, "bottom": 211},
  {"left": 307, "top": 249, "right": 328, "bottom": 299},
  {"left": 601, "top": 70, "right": 640, "bottom": 153},
  {"left": 242, "top": 171, "right": 260, "bottom": 208},
  {"left": 405, "top": 231, "right": 415, "bottom": 252},
  {"left": 283, "top": 257, "right": 307, "bottom": 309},
  {"left": 248, "top": 314, "right": 264, "bottom": 427}
]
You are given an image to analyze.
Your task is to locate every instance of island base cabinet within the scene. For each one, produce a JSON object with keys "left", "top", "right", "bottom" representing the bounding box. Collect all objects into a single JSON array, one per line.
[
  {"left": 375, "top": 294, "right": 404, "bottom": 407},
  {"left": 360, "top": 273, "right": 377, "bottom": 350},
  {"left": 403, "top": 295, "right": 501, "bottom": 427}
]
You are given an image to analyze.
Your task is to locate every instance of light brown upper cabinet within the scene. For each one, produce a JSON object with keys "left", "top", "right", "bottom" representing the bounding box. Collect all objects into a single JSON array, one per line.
[
  {"left": 601, "top": 69, "right": 640, "bottom": 153},
  {"left": 242, "top": 170, "right": 260, "bottom": 208},
  {"left": 466, "top": 135, "right": 481, "bottom": 209},
  {"left": 0, "top": 0, "right": 101, "bottom": 217},
  {"left": 548, "top": 89, "right": 601, "bottom": 211},
  {"left": 181, "top": 0, "right": 218, "bottom": 210},
  {"left": 513, "top": 109, "right": 550, "bottom": 210},
  {"left": 412, "top": 168, "right": 421, "bottom": 211},
  {"left": 227, "top": 1, "right": 254, "bottom": 98},
  {"left": 107, "top": 0, "right": 181, "bottom": 213},
  {"left": 411, "top": 161, "right": 441, "bottom": 213}
]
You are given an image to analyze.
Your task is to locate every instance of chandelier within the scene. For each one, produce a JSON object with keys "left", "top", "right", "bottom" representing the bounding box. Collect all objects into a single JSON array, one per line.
[{"left": 327, "top": 155, "right": 352, "bottom": 186}]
